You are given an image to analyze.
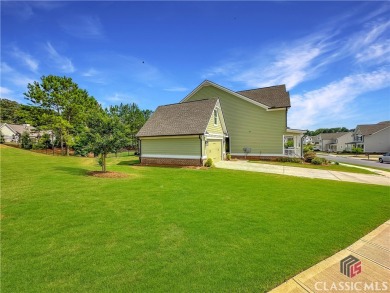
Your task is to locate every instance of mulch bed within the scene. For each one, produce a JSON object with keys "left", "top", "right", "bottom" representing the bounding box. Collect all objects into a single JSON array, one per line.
[{"left": 87, "top": 171, "right": 130, "bottom": 178}]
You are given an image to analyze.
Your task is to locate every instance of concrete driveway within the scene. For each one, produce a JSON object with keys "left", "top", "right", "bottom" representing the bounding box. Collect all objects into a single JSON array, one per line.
[{"left": 215, "top": 160, "right": 390, "bottom": 186}]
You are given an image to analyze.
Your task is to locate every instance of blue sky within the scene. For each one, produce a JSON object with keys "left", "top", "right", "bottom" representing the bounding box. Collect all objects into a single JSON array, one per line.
[{"left": 1, "top": 1, "right": 389, "bottom": 130}]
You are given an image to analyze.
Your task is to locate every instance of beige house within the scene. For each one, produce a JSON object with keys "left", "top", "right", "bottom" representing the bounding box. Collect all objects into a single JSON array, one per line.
[
  {"left": 312, "top": 132, "right": 353, "bottom": 152},
  {"left": 347, "top": 121, "right": 390, "bottom": 153},
  {"left": 137, "top": 99, "right": 227, "bottom": 166},
  {"left": 137, "top": 80, "right": 304, "bottom": 165},
  {"left": 0, "top": 123, "right": 53, "bottom": 143}
]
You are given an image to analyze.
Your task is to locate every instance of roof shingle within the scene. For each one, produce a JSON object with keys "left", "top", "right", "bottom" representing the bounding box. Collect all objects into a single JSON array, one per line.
[
  {"left": 237, "top": 85, "right": 290, "bottom": 108},
  {"left": 357, "top": 121, "right": 390, "bottom": 136},
  {"left": 136, "top": 99, "right": 218, "bottom": 137}
]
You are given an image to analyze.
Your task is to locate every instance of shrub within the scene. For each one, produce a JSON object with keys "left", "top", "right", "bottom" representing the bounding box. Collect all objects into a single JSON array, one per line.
[
  {"left": 303, "top": 144, "right": 313, "bottom": 154},
  {"left": 334, "top": 161, "right": 339, "bottom": 165},
  {"left": 276, "top": 157, "right": 302, "bottom": 163},
  {"left": 352, "top": 147, "right": 363, "bottom": 154},
  {"left": 311, "top": 157, "right": 324, "bottom": 165},
  {"left": 226, "top": 153, "right": 231, "bottom": 160},
  {"left": 0, "top": 131, "right": 4, "bottom": 144},
  {"left": 204, "top": 158, "right": 213, "bottom": 167},
  {"left": 304, "top": 151, "right": 316, "bottom": 162},
  {"left": 20, "top": 131, "right": 32, "bottom": 149}
]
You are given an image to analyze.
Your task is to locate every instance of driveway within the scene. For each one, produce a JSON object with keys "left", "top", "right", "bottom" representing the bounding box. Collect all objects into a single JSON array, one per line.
[
  {"left": 318, "top": 154, "right": 390, "bottom": 170},
  {"left": 215, "top": 160, "right": 390, "bottom": 186}
]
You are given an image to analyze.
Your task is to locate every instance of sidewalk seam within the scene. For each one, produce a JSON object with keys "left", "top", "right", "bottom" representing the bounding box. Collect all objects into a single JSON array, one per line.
[{"left": 347, "top": 248, "right": 390, "bottom": 270}]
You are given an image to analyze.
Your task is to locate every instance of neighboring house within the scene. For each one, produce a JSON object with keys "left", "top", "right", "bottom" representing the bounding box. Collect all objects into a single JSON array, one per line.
[
  {"left": 347, "top": 121, "right": 390, "bottom": 153},
  {"left": 312, "top": 132, "right": 353, "bottom": 152},
  {"left": 303, "top": 136, "right": 313, "bottom": 145},
  {"left": 0, "top": 123, "right": 53, "bottom": 143},
  {"left": 136, "top": 98, "right": 227, "bottom": 166},
  {"left": 137, "top": 80, "right": 305, "bottom": 165}
]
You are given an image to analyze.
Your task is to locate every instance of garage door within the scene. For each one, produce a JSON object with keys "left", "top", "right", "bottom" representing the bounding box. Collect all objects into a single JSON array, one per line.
[{"left": 207, "top": 140, "right": 222, "bottom": 162}]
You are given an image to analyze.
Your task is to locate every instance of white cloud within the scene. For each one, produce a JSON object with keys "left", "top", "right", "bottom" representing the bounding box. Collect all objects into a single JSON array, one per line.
[
  {"left": 202, "top": 10, "right": 390, "bottom": 91},
  {"left": 82, "top": 68, "right": 99, "bottom": 77},
  {"left": 0, "top": 87, "right": 13, "bottom": 98},
  {"left": 60, "top": 15, "right": 104, "bottom": 39},
  {"left": 45, "top": 42, "right": 75, "bottom": 73},
  {"left": 1, "top": 62, "right": 35, "bottom": 88},
  {"left": 10, "top": 47, "right": 39, "bottom": 72},
  {"left": 288, "top": 69, "right": 390, "bottom": 129},
  {"left": 163, "top": 87, "right": 188, "bottom": 92}
]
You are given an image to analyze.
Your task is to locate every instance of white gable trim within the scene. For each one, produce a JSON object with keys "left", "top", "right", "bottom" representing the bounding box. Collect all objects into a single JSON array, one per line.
[{"left": 181, "top": 80, "right": 271, "bottom": 110}]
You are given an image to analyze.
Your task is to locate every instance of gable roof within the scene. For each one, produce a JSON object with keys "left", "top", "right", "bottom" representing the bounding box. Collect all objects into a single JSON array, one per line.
[
  {"left": 237, "top": 85, "right": 290, "bottom": 108},
  {"left": 181, "top": 80, "right": 290, "bottom": 109},
  {"left": 137, "top": 99, "right": 222, "bottom": 137},
  {"left": 356, "top": 121, "right": 390, "bottom": 136},
  {"left": 0, "top": 123, "right": 36, "bottom": 134}
]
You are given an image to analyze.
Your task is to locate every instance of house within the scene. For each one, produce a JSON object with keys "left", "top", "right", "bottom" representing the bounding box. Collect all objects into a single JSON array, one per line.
[
  {"left": 346, "top": 121, "right": 390, "bottom": 153},
  {"left": 136, "top": 98, "right": 227, "bottom": 166},
  {"left": 137, "top": 80, "right": 305, "bottom": 165},
  {"left": 0, "top": 123, "right": 53, "bottom": 143},
  {"left": 312, "top": 132, "right": 353, "bottom": 152}
]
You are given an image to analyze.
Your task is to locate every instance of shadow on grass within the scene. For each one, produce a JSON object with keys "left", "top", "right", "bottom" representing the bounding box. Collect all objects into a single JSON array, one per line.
[
  {"left": 117, "top": 160, "right": 139, "bottom": 166},
  {"left": 54, "top": 166, "right": 91, "bottom": 176}
]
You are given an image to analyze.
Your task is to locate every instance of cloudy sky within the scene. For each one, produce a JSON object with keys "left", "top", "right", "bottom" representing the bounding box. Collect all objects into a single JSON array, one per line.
[{"left": 1, "top": 1, "right": 389, "bottom": 130}]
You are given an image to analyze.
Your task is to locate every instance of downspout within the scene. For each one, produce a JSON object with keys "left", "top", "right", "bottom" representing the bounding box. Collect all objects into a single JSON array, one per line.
[
  {"left": 138, "top": 139, "right": 142, "bottom": 164},
  {"left": 199, "top": 135, "right": 203, "bottom": 166}
]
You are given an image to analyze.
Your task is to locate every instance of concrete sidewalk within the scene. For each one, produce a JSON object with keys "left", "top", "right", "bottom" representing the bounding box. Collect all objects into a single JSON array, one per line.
[
  {"left": 269, "top": 220, "right": 390, "bottom": 292},
  {"left": 215, "top": 161, "right": 390, "bottom": 186}
]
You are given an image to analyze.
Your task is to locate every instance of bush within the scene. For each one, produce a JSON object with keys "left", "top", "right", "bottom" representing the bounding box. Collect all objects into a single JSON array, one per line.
[
  {"left": 304, "top": 151, "right": 316, "bottom": 162},
  {"left": 0, "top": 131, "right": 4, "bottom": 144},
  {"left": 352, "top": 147, "right": 363, "bottom": 154},
  {"left": 311, "top": 157, "right": 323, "bottom": 165},
  {"left": 275, "top": 157, "right": 302, "bottom": 163},
  {"left": 204, "top": 158, "right": 213, "bottom": 167},
  {"left": 303, "top": 144, "right": 313, "bottom": 154},
  {"left": 226, "top": 153, "right": 231, "bottom": 160},
  {"left": 20, "top": 131, "right": 32, "bottom": 149}
]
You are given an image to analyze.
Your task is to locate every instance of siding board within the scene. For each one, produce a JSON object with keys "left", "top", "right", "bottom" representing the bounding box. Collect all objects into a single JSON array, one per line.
[
  {"left": 141, "top": 136, "right": 201, "bottom": 156},
  {"left": 186, "top": 86, "right": 286, "bottom": 154}
]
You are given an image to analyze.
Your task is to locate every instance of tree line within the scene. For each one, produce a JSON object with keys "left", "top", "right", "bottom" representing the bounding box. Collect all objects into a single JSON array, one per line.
[
  {"left": 1, "top": 75, "right": 153, "bottom": 171},
  {"left": 306, "top": 127, "right": 354, "bottom": 136}
]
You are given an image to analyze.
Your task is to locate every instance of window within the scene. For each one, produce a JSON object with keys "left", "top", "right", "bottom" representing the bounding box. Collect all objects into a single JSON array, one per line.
[{"left": 213, "top": 109, "right": 218, "bottom": 125}]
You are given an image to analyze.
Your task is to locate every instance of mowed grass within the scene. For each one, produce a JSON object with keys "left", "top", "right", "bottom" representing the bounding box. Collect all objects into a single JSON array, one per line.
[{"left": 1, "top": 146, "right": 389, "bottom": 293}]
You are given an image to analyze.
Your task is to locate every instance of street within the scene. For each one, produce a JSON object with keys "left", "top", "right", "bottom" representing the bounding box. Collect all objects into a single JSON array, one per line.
[{"left": 317, "top": 154, "right": 390, "bottom": 170}]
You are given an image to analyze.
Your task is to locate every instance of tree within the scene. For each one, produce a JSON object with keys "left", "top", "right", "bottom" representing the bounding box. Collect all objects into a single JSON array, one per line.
[
  {"left": 85, "top": 112, "right": 127, "bottom": 172},
  {"left": 0, "top": 99, "right": 21, "bottom": 123},
  {"left": 24, "top": 75, "right": 100, "bottom": 155},
  {"left": 20, "top": 131, "right": 32, "bottom": 149},
  {"left": 0, "top": 131, "right": 5, "bottom": 144}
]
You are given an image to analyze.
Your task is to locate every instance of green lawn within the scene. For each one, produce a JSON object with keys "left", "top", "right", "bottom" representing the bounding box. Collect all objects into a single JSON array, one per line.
[
  {"left": 249, "top": 160, "right": 377, "bottom": 174},
  {"left": 1, "top": 146, "right": 389, "bottom": 292}
]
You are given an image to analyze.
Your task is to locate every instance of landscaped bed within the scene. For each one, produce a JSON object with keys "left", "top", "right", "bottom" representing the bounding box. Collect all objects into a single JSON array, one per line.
[{"left": 1, "top": 145, "right": 389, "bottom": 292}]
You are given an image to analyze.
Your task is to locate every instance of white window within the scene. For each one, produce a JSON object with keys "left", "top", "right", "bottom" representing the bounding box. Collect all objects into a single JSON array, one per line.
[{"left": 213, "top": 109, "right": 218, "bottom": 125}]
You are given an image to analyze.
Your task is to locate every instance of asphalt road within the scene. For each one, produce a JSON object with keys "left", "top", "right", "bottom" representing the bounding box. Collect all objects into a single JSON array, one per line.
[{"left": 317, "top": 154, "right": 390, "bottom": 170}]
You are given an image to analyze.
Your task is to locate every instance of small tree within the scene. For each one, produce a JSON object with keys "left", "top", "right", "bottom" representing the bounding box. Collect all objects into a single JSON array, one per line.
[
  {"left": 85, "top": 112, "right": 126, "bottom": 172},
  {"left": 20, "top": 131, "right": 32, "bottom": 149},
  {"left": 0, "top": 131, "right": 5, "bottom": 144}
]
